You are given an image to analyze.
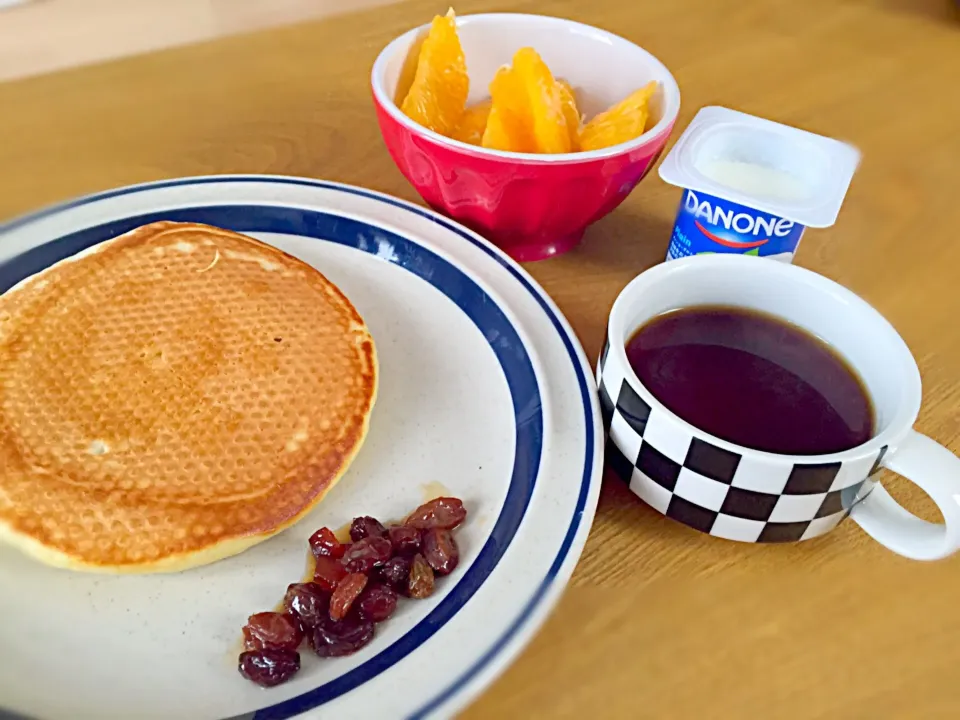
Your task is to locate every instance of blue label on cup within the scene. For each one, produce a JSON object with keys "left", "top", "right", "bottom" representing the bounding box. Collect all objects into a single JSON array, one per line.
[{"left": 666, "top": 189, "right": 806, "bottom": 262}]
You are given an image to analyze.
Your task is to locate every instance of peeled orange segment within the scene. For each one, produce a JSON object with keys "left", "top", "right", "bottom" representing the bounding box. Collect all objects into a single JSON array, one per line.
[
  {"left": 482, "top": 105, "right": 531, "bottom": 152},
  {"left": 399, "top": 9, "right": 469, "bottom": 137},
  {"left": 511, "top": 48, "right": 571, "bottom": 154},
  {"left": 393, "top": 26, "right": 429, "bottom": 106},
  {"left": 482, "top": 65, "right": 536, "bottom": 153},
  {"left": 579, "top": 81, "right": 658, "bottom": 152},
  {"left": 452, "top": 100, "right": 491, "bottom": 145},
  {"left": 556, "top": 79, "right": 581, "bottom": 152},
  {"left": 481, "top": 48, "right": 571, "bottom": 154}
]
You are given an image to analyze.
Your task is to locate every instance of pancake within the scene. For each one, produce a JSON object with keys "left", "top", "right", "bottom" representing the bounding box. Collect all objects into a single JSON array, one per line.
[{"left": 0, "top": 221, "right": 377, "bottom": 573}]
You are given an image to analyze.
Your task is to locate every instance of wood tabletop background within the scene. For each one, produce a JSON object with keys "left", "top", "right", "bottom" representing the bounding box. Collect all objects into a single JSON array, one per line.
[
  {"left": 0, "top": 0, "right": 399, "bottom": 82},
  {"left": 2, "top": 0, "right": 959, "bottom": 717}
]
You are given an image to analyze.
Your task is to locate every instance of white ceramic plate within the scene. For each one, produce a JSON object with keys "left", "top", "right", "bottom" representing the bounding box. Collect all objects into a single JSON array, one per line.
[{"left": 0, "top": 177, "right": 603, "bottom": 720}]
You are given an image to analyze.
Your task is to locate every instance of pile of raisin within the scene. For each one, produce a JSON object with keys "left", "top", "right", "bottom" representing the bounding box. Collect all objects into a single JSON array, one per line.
[{"left": 238, "top": 497, "right": 467, "bottom": 687}]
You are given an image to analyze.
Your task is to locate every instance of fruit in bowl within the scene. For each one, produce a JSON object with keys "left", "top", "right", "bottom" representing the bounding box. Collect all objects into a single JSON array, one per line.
[
  {"left": 398, "top": 10, "right": 658, "bottom": 155},
  {"left": 371, "top": 11, "right": 681, "bottom": 262}
]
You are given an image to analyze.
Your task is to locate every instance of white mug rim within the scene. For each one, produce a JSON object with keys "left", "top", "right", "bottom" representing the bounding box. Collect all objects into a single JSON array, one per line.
[{"left": 607, "top": 255, "right": 922, "bottom": 464}]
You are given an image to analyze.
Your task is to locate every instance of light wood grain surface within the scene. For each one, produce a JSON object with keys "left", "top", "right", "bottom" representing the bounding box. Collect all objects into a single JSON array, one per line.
[
  {"left": 0, "top": 0, "right": 400, "bottom": 82},
  {"left": 1, "top": 0, "right": 959, "bottom": 717}
]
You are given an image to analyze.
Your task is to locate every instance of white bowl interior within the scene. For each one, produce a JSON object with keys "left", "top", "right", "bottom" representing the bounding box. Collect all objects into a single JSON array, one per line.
[{"left": 377, "top": 13, "right": 679, "bottom": 130}]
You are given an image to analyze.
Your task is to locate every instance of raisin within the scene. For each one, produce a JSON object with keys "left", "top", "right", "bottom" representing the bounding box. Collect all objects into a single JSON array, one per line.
[
  {"left": 375, "top": 555, "right": 412, "bottom": 590},
  {"left": 407, "top": 553, "right": 435, "bottom": 599},
  {"left": 283, "top": 583, "right": 330, "bottom": 629},
  {"left": 350, "top": 516, "right": 387, "bottom": 541},
  {"left": 309, "top": 527, "right": 345, "bottom": 559},
  {"left": 242, "top": 612, "right": 303, "bottom": 652},
  {"left": 420, "top": 528, "right": 459, "bottom": 576},
  {"left": 342, "top": 536, "right": 393, "bottom": 574},
  {"left": 388, "top": 525, "right": 421, "bottom": 555},
  {"left": 330, "top": 572, "right": 368, "bottom": 621},
  {"left": 309, "top": 615, "right": 375, "bottom": 657},
  {"left": 404, "top": 497, "right": 466, "bottom": 530},
  {"left": 357, "top": 583, "right": 399, "bottom": 623},
  {"left": 313, "top": 555, "right": 348, "bottom": 592},
  {"left": 239, "top": 649, "right": 300, "bottom": 687}
]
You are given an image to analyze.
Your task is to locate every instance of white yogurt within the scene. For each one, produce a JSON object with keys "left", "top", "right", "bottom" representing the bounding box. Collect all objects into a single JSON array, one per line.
[{"left": 694, "top": 159, "right": 811, "bottom": 203}]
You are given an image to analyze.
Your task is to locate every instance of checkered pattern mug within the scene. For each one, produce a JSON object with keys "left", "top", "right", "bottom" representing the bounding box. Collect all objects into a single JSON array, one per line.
[{"left": 599, "top": 255, "right": 960, "bottom": 560}]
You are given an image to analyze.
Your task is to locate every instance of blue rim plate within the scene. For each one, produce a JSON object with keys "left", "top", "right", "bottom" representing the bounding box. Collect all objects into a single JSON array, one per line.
[{"left": 0, "top": 176, "right": 603, "bottom": 720}]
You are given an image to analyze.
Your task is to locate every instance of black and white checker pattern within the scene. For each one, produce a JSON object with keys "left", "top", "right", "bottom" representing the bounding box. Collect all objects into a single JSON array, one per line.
[{"left": 598, "top": 336, "right": 888, "bottom": 543}]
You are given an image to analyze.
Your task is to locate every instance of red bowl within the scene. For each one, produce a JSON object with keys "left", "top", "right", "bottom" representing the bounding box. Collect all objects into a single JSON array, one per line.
[{"left": 371, "top": 13, "right": 681, "bottom": 262}]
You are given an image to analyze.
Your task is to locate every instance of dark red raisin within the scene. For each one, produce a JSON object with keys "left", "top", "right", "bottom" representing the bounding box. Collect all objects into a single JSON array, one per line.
[
  {"left": 357, "top": 583, "right": 399, "bottom": 623},
  {"left": 407, "top": 553, "right": 435, "bottom": 599},
  {"left": 330, "top": 572, "right": 368, "bottom": 621},
  {"left": 283, "top": 583, "right": 330, "bottom": 629},
  {"left": 405, "top": 497, "right": 467, "bottom": 530},
  {"left": 242, "top": 612, "right": 303, "bottom": 652},
  {"left": 309, "top": 615, "right": 375, "bottom": 657},
  {"left": 388, "top": 525, "right": 421, "bottom": 555},
  {"left": 309, "top": 527, "right": 345, "bottom": 559},
  {"left": 421, "top": 528, "right": 459, "bottom": 576},
  {"left": 375, "top": 555, "right": 412, "bottom": 590},
  {"left": 239, "top": 649, "right": 300, "bottom": 687},
  {"left": 313, "top": 556, "right": 348, "bottom": 591},
  {"left": 350, "top": 516, "right": 387, "bottom": 541},
  {"left": 342, "top": 536, "right": 393, "bottom": 574}
]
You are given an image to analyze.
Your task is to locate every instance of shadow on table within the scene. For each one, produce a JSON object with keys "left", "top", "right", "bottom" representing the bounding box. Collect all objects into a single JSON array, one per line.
[
  {"left": 586, "top": 466, "right": 869, "bottom": 583},
  {"left": 517, "top": 203, "right": 674, "bottom": 369},
  {"left": 574, "top": 204, "right": 675, "bottom": 278},
  {"left": 865, "top": 0, "right": 959, "bottom": 22}
]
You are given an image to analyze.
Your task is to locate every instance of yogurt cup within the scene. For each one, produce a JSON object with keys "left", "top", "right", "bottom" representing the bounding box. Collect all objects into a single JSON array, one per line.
[{"left": 658, "top": 106, "right": 860, "bottom": 262}]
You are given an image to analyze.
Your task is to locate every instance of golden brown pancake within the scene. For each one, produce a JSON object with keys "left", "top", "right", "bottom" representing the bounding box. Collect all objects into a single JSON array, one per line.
[{"left": 0, "top": 221, "right": 377, "bottom": 573}]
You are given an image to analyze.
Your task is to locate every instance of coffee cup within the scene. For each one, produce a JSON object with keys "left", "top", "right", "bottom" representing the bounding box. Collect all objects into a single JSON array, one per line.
[{"left": 599, "top": 254, "right": 960, "bottom": 560}]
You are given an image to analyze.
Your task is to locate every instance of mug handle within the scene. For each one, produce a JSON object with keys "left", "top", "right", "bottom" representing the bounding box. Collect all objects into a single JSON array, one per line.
[{"left": 849, "top": 430, "right": 960, "bottom": 560}]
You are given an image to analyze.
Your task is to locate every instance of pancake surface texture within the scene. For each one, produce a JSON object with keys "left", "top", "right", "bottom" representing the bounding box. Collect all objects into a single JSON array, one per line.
[{"left": 0, "top": 222, "right": 377, "bottom": 573}]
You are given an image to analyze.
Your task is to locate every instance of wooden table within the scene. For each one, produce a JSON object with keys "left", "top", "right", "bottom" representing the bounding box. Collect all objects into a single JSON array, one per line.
[{"left": 2, "top": 0, "right": 959, "bottom": 716}]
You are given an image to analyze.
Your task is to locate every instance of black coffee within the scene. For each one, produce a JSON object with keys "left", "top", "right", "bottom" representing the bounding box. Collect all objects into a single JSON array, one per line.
[{"left": 626, "top": 305, "right": 873, "bottom": 455}]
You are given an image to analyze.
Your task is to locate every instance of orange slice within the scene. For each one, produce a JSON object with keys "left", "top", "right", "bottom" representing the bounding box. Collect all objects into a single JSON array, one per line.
[
  {"left": 481, "top": 65, "right": 536, "bottom": 153},
  {"left": 512, "top": 48, "right": 571, "bottom": 154},
  {"left": 393, "top": 26, "right": 429, "bottom": 106},
  {"left": 578, "top": 81, "right": 658, "bottom": 152},
  {"left": 452, "top": 100, "right": 491, "bottom": 145},
  {"left": 482, "top": 48, "right": 572, "bottom": 154},
  {"left": 399, "top": 9, "right": 469, "bottom": 137},
  {"left": 556, "top": 79, "right": 581, "bottom": 152}
]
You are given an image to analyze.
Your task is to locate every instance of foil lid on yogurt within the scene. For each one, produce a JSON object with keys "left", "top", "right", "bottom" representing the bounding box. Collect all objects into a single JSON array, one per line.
[{"left": 659, "top": 106, "right": 861, "bottom": 228}]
